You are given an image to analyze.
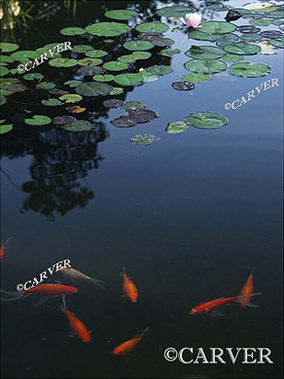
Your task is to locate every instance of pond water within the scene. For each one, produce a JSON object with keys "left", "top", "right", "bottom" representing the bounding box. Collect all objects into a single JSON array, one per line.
[{"left": 1, "top": 1, "right": 283, "bottom": 378}]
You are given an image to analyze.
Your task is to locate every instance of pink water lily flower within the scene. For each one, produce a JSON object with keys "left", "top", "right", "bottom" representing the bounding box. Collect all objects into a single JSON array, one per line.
[{"left": 180, "top": 13, "right": 202, "bottom": 28}]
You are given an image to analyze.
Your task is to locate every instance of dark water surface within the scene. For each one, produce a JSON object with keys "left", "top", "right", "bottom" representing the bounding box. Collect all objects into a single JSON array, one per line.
[{"left": 1, "top": 1, "right": 283, "bottom": 378}]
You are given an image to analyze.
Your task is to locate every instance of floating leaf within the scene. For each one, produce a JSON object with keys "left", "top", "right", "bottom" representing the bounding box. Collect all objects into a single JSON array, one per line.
[
  {"left": 105, "top": 9, "right": 138, "bottom": 20},
  {"left": 224, "top": 42, "right": 261, "bottom": 54},
  {"left": 182, "top": 73, "right": 212, "bottom": 83},
  {"left": 111, "top": 116, "right": 136, "bottom": 127},
  {"left": 249, "top": 19, "right": 271, "bottom": 26},
  {"left": 243, "top": 2, "right": 276, "bottom": 12},
  {"left": 49, "top": 58, "right": 78, "bottom": 67},
  {"left": 138, "top": 32, "right": 163, "bottom": 41},
  {"left": 222, "top": 54, "right": 244, "bottom": 62},
  {"left": 156, "top": 6, "right": 193, "bottom": 18},
  {"left": 230, "top": 62, "right": 271, "bottom": 77},
  {"left": 184, "top": 112, "right": 228, "bottom": 129},
  {"left": 0, "top": 55, "right": 14, "bottom": 63},
  {"left": 11, "top": 50, "right": 40, "bottom": 61},
  {"left": 184, "top": 59, "right": 227, "bottom": 74},
  {"left": 0, "top": 42, "right": 19, "bottom": 53},
  {"left": 131, "top": 133, "right": 160, "bottom": 146},
  {"left": 0, "top": 96, "right": 7, "bottom": 105},
  {"left": 59, "top": 94, "right": 83, "bottom": 103},
  {"left": 166, "top": 121, "right": 188, "bottom": 134},
  {"left": 110, "top": 87, "right": 124, "bottom": 95},
  {"left": 75, "top": 82, "right": 113, "bottom": 96},
  {"left": 128, "top": 109, "right": 158, "bottom": 123},
  {"left": 136, "top": 22, "right": 169, "bottom": 33},
  {"left": 130, "top": 51, "right": 152, "bottom": 60},
  {"left": 118, "top": 55, "right": 137, "bottom": 63},
  {"left": 73, "top": 45, "right": 94, "bottom": 53},
  {"left": 66, "top": 105, "right": 86, "bottom": 113},
  {"left": 261, "top": 30, "right": 283, "bottom": 38},
  {"left": 159, "top": 48, "right": 181, "bottom": 57},
  {"left": 23, "top": 73, "right": 44, "bottom": 81},
  {"left": 49, "top": 88, "right": 69, "bottom": 96},
  {"left": 41, "top": 98, "right": 63, "bottom": 106},
  {"left": 103, "top": 99, "right": 124, "bottom": 108},
  {"left": 141, "top": 72, "right": 159, "bottom": 82},
  {"left": 0, "top": 123, "right": 13, "bottom": 134},
  {"left": 53, "top": 115, "right": 76, "bottom": 125},
  {"left": 77, "top": 66, "right": 104, "bottom": 76},
  {"left": 269, "top": 38, "right": 284, "bottom": 48},
  {"left": 36, "top": 81, "right": 56, "bottom": 90},
  {"left": 238, "top": 25, "right": 261, "bottom": 33},
  {"left": 144, "top": 65, "right": 173, "bottom": 76},
  {"left": 25, "top": 115, "right": 52, "bottom": 126},
  {"left": 103, "top": 61, "right": 129, "bottom": 71},
  {"left": 85, "top": 22, "right": 130, "bottom": 37},
  {"left": 60, "top": 27, "right": 85, "bottom": 36},
  {"left": 78, "top": 58, "right": 103, "bottom": 66},
  {"left": 186, "top": 45, "right": 226, "bottom": 60},
  {"left": 123, "top": 40, "right": 153, "bottom": 51},
  {"left": 153, "top": 38, "right": 175, "bottom": 47},
  {"left": 64, "top": 120, "right": 92, "bottom": 132},
  {"left": 85, "top": 49, "right": 108, "bottom": 58},
  {"left": 64, "top": 80, "right": 82, "bottom": 87},
  {"left": 4, "top": 83, "right": 28, "bottom": 93},
  {"left": 198, "top": 21, "right": 237, "bottom": 34},
  {"left": 113, "top": 73, "right": 143, "bottom": 86},
  {"left": 0, "top": 66, "right": 9, "bottom": 76},
  {"left": 93, "top": 74, "right": 114, "bottom": 82},
  {"left": 216, "top": 33, "right": 239, "bottom": 47},
  {"left": 172, "top": 81, "right": 195, "bottom": 90},
  {"left": 189, "top": 31, "right": 220, "bottom": 41},
  {"left": 122, "top": 101, "right": 146, "bottom": 111},
  {"left": 240, "top": 33, "right": 263, "bottom": 42}
]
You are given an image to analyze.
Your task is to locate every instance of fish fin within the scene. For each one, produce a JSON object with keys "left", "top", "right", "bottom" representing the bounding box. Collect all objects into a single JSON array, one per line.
[
  {"left": 35, "top": 296, "right": 51, "bottom": 307},
  {"left": 0, "top": 289, "right": 25, "bottom": 302},
  {"left": 61, "top": 294, "right": 67, "bottom": 312},
  {"left": 89, "top": 277, "right": 106, "bottom": 290},
  {"left": 210, "top": 310, "right": 224, "bottom": 317},
  {"left": 139, "top": 326, "right": 150, "bottom": 338}
]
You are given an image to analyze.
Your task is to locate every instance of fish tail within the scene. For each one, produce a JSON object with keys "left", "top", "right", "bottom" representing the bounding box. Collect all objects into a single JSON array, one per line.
[
  {"left": 237, "top": 292, "right": 262, "bottom": 306},
  {"left": 89, "top": 277, "right": 106, "bottom": 290},
  {"left": 139, "top": 326, "right": 150, "bottom": 338},
  {"left": 0, "top": 289, "right": 25, "bottom": 302},
  {"left": 121, "top": 267, "right": 126, "bottom": 277}
]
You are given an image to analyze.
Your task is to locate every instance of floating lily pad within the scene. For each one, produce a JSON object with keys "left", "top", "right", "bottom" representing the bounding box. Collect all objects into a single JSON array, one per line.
[
  {"left": 73, "top": 45, "right": 94, "bottom": 53},
  {"left": 122, "top": 101, "right": 146, "bottom": 111},
  {"left": 130, "top": 51, "right": 152, "bottom": 60},
  {"left": 103, "top": 61, "right": 129, "bottom": 71},
  {"left": 105, "top": 9, "right": 138, "bottom": 20},
  {"left": 64, "top": 80, "right": 82, "bottom": 87},
  {"left": 11, "top": 50, "right": 40, "bottom": 61},
  {"left": 85, "top": 22, "right": 130, "bottom": 37},
  {"left": 144, "top": 65, "right": 173, "bottom": 75},
  {"left": 123, "top": 40, "right": 153, "bottom": 51},
  {"left": 230, "top": 62, "right": 271, "bottom": 77},
  {"left": 189, "top": 31, "right": 220, "bottom": 41},
  {"left": 111, "top": 116, "right": 136, "bottom": 127},
  {"left": 207, "top": 4, "right": 228, "bottom": 11},
  {"left": 103, "top": 99, "right": 124, "bottom": 108},
  {"left": 186, "top": 45, "right": 226, "bottom": 60},
  {"left": 0, "top": 122, "right": 13, "bottom": 134},
  {"left": 224, "top": 42, "right": 261, "bottom": 54},
  {"left": 64, "top": 120, "right": 92, "bottom": 132},
  {"left": 243, "top": 2, "right": 276, "bottom": 12},
  {"left": 0, "top": 42, "right": 19, "bottom": 53},
  {"left": 59, "top": 94, "right": 83, "bottom": 103},
  {"left": 172, "top": 81, "right": 195, "bottom": 90},
  {"left": 138, "top": 32, "right": 163, "bottom": 41},
  {"left": 216, "top": 33, "right": 239, "bottom": 47},
  {"left": 66, "top": 105, "right": 86, "bottom": 113},
  {"left": 79, "top": 58, "right": 103, "bottom": 66},
  {"left": 141, "top": 72, "right": 159, "bottom": 82},
  {"left": 238, "top": 25, "right": 261, "bottom": 33},
  {"left": 240, "top": 33, "right": 263, "bottom": 41},
  {"left": 118, "top": 55, "right": 137, "bottom": 63},
  {"left": 131, "top": 133, "right": 160, "bottom": 146},
  {"left": 23, "top": 73, "right": 44, "bottom": 81},
  {"left": 153, "top": 38, "right": 175, "bottom": 47},
  {"left": 4, "top": 83, "right": 28, "bottom": 93},
  {"left": 136, "top": 22, "right": 169, "bottom": 33},
  {"left": 0, "top": 55, "right": 14, "bottom": 63},
  {"left": 184, "top": 59, "right": 227, "bottom": 74},
  {"left": 60, "top": 27, "right": 85, "bottom": 36},
  {"left": 113, "top": 73, "right": 143, "bottom": 85},
  {"left": 25, "top": 115, "right": 52, "bottom": 126},
  {"left": 249, "top": 19, "right": 271, "bottom": 26},
  {"left": 182, "top": 73, "right": 212, "bottom": 83},
  {"left": 93, "top": 74, "right": 115, "bottom": 82},
  {"left": 53, "top": 115, "right": 76, "bottom": 125},
  {"left": 41, "top": 98, "right": 63, "bottom": 106},
  {"left": 156, "top": 6, "right": 193, "bottom": 18},
  {"left": 159, "top": 48, "right": 181, "bottom": 57},
  {"left": 222, "top": 54, "right": 244, "bottom": 62},
  {"left": 75, "top": 82, "right": 113, "bottom": 96},
  {"left": 166, "top": 121, "right": 188, "bottom": 134},
  {"left": 110, "top": 87, "right": 124, "bottom": 95},
  {"left": 0, "top": 66, "right": 9, "bottom": 76},
  {"left": 85, "top": 49, "right": 108, "bottom": 58},
  {"left": 49, "top": 58, "right": 78, "bottom": 67},
  {"left": 77, "top": 66, "right": 104, "bottom": 76},
  {"left": 128, "top": 109, "right": 158, "bottom": 123},
  {"left": 260, "top": 30, "right": 283, "bottom": 38},
  {"left": 49, "top": 88, "right": 69, "bottom": 96},
  {"left": 198, "top": 21, "right": 237, "bottom": 34},
  {"left": 269, "top": 38, "right": 284, "bottom": 48},
  {"left": 36, "top": 81, "right": 56, "bottom": 90},
  {"left": 184, "top": 112, "right": 228, "bottom": 129}
]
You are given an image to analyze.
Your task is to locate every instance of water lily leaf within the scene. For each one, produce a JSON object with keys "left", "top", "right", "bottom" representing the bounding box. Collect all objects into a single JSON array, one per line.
[
  {"left": 64, "top": 120, "right": 92, "bottom": 131},
  {"left": 49, "top": 88, "right": 69, "bottom": 96},
  {"left": 130, "top": 51, "right": 152, "bottom": 60},
  {"left": 128, "top": 109, "right": 158, "bottom": 123},
  {"left": 23, "top": 73, "right": 44, "bottom": 81},
  {"left": 172, "top": 81, "right": 195, "bottom": 90},
  {"left": 53, "top": 115, "right": 76, "bottom": 125},
  {"left": 113, "top": 73, "right": 143, "bottom": 85},
  {"left": 123, "top": 40, "right": 153, "bottom": 51},
  {"left": 122, "top": 101, "right": 146, "bottom": 111},
  {"left": 4, "top": 83, "right": 28, "bottom": 93},
  {"left": 0, "top": 55, "right": 14, "bottom": 63},
  {"left": 230, "top": 62, "right": 271, "bottom": 77},
  {"left": 103, "top": 61, "right": 129, "bottom": 71},
  {"left": 240, "top": 33, "right": 263, "bottom": 42},
  {"left": 66, "top": 105, "right": 86, "bottom": 113},
  {"left": 159, "top": 48, "right": 181, "bottom": 57},
  {"left": 11, "top": 50, "right": 40, "bottom": 61},
  {"left": 255, "top": 41, "right": 277, "bottom": 53},
  {"left": 207, "top": 4, "right": 228, "bottom": 11},
  {"left": 103, "top": 99, "right": 124, "bottom": 108},
  {"left": 73, "top": 45, "right": 94, "bottom": 53},
  {"left": 184, "top": 112, "right": 228, "bottom": 129},
  {"left": 105, "top": 9, "right": 138, "bottom": 20},
  {"left": 272, "top": 19, "right": 284, "bottom": 26},
  {"left": 186, "top": 45, "right": 226, "bottom": 60},
  {"left": 138, "top": 32, "right": 163, "bottom": 41},
  {"left": 78, "top": 58, "right": 103, "bottom": 66},
  {"left": 269, "top": 38, "right": 284, "bottom": 48},
  {"left": 156, "top": 6, "right": 193, "bottom": 18},
  {"left": 0, "top": 121, "right": 13, "bottom": 134},
  {"left": 0, "top": 78, "right": 20, "bottom": 86},
  {"left": 238, "top": 25, "right": 261, "bottom": 33},
  {"left": 136, "top": 22, "right": 169, "bottom": 33},
  {"left": 216, "top": 33, "right": 239, "bottom": 47},
  {"left": 261, "top": 30, "right": 283, "bottom": 38},
  {"left": 85, "top": 49, "right": 108, "bottom": 58},
  {"left": 118, "top": 55, "right": 137, "bottom": 63},
  {"left": 64, "top": 80, "right": 82, "bottom": 87},
  {"left": 222, "top": 53, "right": 244, "bottom": 62},
  {"left": 0, "top": 66, "right": 9, "bottom": 76},
  {"left": 189, "top": 31, "right": 220, "bottom": 41},
  {"left": 243, "top": 2, "right": 276, "bottom": 12},
  {"left": 93, "top": 74, "right": 114, "bottom": 82},
  {"left": 36, "top": 81, "right": 56, "bottom": 90},
  {"left": 111, "top": 116, "right": 136, "bottom": 127},
  {"left": 0, "top": 96, "right": 7, "bottom": 105},
  {"left": 198, "top": 21, "right": 237, "bottom": 34},
  {"left": 41, "top": 98, "right": 63, "bottom": 106},
  {"left": 152, "top": 38, "right": 175, "bottom": 47},
  {"left": 77, "top": 66, "right": 104, "bottom": 76},
  {"left": 141, "top": 72, "right": 159, "bottom": 82},
  {"left": 144, "top": 65, "right": 173, "bottom": 76},
  {"left": 131, "top": 133, "right": 160, "bottom": 145},
  {"left": 0, "top": 42, "right": 19, "bottom": 53},
  {"left": 59, "top": 94, "right": 83, "bottom": 103},
  {"left": 249, "top": 19, "right": 271, "bottom": 26},
  {"left": 60, "top": 27, "right": 85, "bottom": 36},
  {"left": 109, "top": 87, "right": 124, "bottom": 95},
  {"left": 25, "top": 115, "right": 52, "bottom": 126},
  {"left": 224, "top": 42, "right": 261, "bottom": 54},
  {"left": 49, "top": 58, "right": 78, "bottom": 67},
  {"left": 184, "top": 59, "right": 227, "bottom": 74},
  {"left": 85, "top": 22, "right": 131, "bottom": 37},
  {"left": 166, "top": 121, "right": 188, "bottom": 134},
  {"left": 182, "top": 73, "right": 212, "bottom": 83},
  {"left": 75, "top": 82, "right": 113, "bottom": 96}
]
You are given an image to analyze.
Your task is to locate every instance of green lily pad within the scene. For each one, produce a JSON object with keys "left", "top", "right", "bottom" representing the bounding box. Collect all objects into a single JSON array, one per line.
[
  {"left": 130, "top": 51, "right": 152, "bottom": 60},
  {"left": 75, "top": 82, "right": 113, "bottom": 96},
  {"left": 136, "top": 22, "right": 169, "bottom": 33},
  {"left": 0, "top": 55, "right": 14, "bottom": 63},
  {"left": 110, "top": 87, "right": 124, "bottom": 95},
  {"left": 230, "top": 62, "right": 271, "bottom": 77},
  {"left": 36, "top": 81, "right": 56, "bottom": 90},
  {"left": 186, "top": 45, "right": 226, "bottom": 60},
  {"left": 85, "top": 49, "right": 108, "bottom": 58},
  {"left": 72, "top": 45, "right": 94, "bottom": 53},
  {"left": 184, "top": 112, "right": 228, "bottom": 129},
  {"left": 0, "top": 66, "right": 9, "bottom": 76},
  {"left": 64, "top": 80, "right": 82, "bottom": 87},
  {"left": 249, "top": 19, "right": 271, "bottom": 26},
  {"left": 103, "top": 61, "right": 129, "bottom": 71},
  {"left": 182, "top": 73, "right": 212, "bottom": 83},
  {"left": 224, "top": 42, "right": 261, "bottom": 54},
  {"left": 41, "top": 98, "right": 63, "bottom": 106},
  {"left": 144, "top": 65, "right": 173, "bottom": 76},
  {"left": 0, "top": 42, "right": 19, "bottom": 53},
  {"left": 184, "top": 59, "right": 227, "bottom": 74},
  {"left": 156, "top": 6, "right": 193, "bottom": 18},
  {"left": 64, "top": 120, "right": 92, "bottom": 132},
  {"left": 93, "top": 74, "right": 114, "bottom": 82},
  {"left": 131, "top": 133, "right": 160, "bottom": 146},
  {"left": 240, "top": 33, "right": 263, "bottom": 42},
  {"left": 153, "top": 38, "right": 175, "bottom": 47},
  {"left": 189, "top": 31, "right": 220, "bottom": 41},
  {"left": 59, "top": 94, "right": 83, "bottom": 103},
  {"left": 60, "top": 27, "right": 85, "bottom": 36},
  {"left": 78, "top": 58, "right": 102, "bottom": 66},
  {"left": 159, "top": 48, "right": 181, "bottom": 57},
  {"left": 216, "top": 33, "right": 239, "bottom": 47},
  {"left": 118, "top": 55, "right": 137, "bottom": 63},
  {"left": 243, "top": 2, "right": 276, "bottom": 12},
  {"left": 85, "top": 22, "right": 131, "bottom": 37},
  {"left": 11, "top": 50, "right": 40, "bottom": 61},
  {"left": 198, "top": 21, "right": 237, "bottom": 34},
  {"left": 222, "top": 54, "right": 244, "bottom": 62},
  {"left": 166, "top": 121, "right": 189, "bottom": 134},
  {"left": 122, "top": 101, "right": 146, "bottom": 111},
  {"left": 49, "top": 58, "right": 78, "bottom": 67},
  {"left": 77, "top": 66, "right": 104, "bottom": 76},
  {"left": 23, "top": 73, "right": 44, "bottom": 81},
  {"left": 113, "top": 73, "right": 143, "bottom": 86},
  {"left": 269, "top": 38, "right": 284, "bottom": 48},
  {"left": 105, "top": 9, "right": 138, "bottom": 20},
  {"left": 25, "top": 115, "right": 52, "bottom": 126},
  {"left": 123, "top": 40, "right": 153, "bottom": 51},
  {"left": 141, "top": 72, "right": 159, "bottom": 82},
  {"left": 103, "top": 99, "right": 124, "bottom": 108},
  {"left": 0, "top": 123, "right": 13, "bottom": 134}
]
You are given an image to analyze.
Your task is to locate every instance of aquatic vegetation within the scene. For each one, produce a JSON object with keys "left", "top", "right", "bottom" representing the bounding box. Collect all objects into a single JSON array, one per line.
[
  {"left": 184, "top": 59, "right": 227, "bottom": 74},
  {"left": 53, "top": 115, "right": 76, "bottom": 125},
  {"left": 198, "top": 20, "right": 236, "bottom": 34},
  {"left": 184, "top": 112, "right": 228, "bottom": 129},
  {"left": 180, "top": 13, "right": 202, "bottom": 28},
  {"left": 41, "top": 98, "right": 63, "bottom": 106},
  {"left": 0, "top": 42, "right": 19, "bottom": 53},
  {"left": 0, "top": 121, "right": 13, "bottom": 134},
  {"left": 186, "top": 45, "right": 226, "bottom": 60},
  {"left": 269, "top": 38, "right": 284, "bottom": 48},
  {"left": 166, "top": 121, "right": 189, "bottom": 134},
  {"left": 64, "top": 120, "right": 92, "bottom": 132},
  {"left": 103, "top": 99, "right": 124, "bottom": 108},
  {"left": 172, "top": 81, "right": 195, "bottom": 90},
  {"left": 25, "top": 115, "right": 52, "bottom": 126},
  {"left": 60, "top": 27, "right": 85, "bottom": 36},
  {"left": 122, "top": 101, "right": 146, "bottom": 111},
  {"left": 230, "top": 62, "right": 271, "bottom": 77},
  {"left": 75, "top": 82, "right": 113, "bottom": 96},
  {"left": 123, "top": 40, "right": 154, "bottom": 51},
  {"left": 85, "top": 22, "right": 131, "bottom": 37},
  {"left": 105, "top": 9, "right": 138, "bottom": 20},
  {"left": 224, "top": 42, "right": 261, "bottom": 55},
  {"left": 59, "top": 94, "right": 83, "bottom": 103},
  {"left": 130, "top": 133, "right": 160, "bottom": 146},
  {"left": 156, "top": 6, "right": 192, "bottom": 19},
  {"left": 182, "top": 73, "right": 212, "bottom": 83},
  {"left": 113, "top": 73, "right": 143, "bottom": 85},
  {"left": 136, "top": 22, "right": 169, "bottom": 33}
]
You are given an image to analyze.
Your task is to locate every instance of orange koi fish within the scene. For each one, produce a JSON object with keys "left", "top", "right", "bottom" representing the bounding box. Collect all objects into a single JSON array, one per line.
[
  {"left": 61, "top": 267, "right": 105, "bottom": 289},
  {"left": 239, "top": 268, "right": 255, "bottom": 307},
  {"left": 0, "top": 239, "right": 10, "bottom": 260},
  {"left": 61, "top": 295, "right": 90, "bottom": 343},
  {"left": 113, "top": 327, "right": 150, "bottom": 356},
  {"left": 189, "top": 292, "right": 261, "bottom": 317},
  {"left": 1, "top": 283, "right": 78, "bottom": 302},
  {"left": 122, "top": 267, "right": 138, "bottom": 303}
]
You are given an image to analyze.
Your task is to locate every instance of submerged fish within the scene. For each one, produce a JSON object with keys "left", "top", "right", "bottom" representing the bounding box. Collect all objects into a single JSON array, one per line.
[
  {"left": 122, "top": 267, "right": 138, "bottom": 303},
  {"left": 113, "top": 327, "right": 150, "bottom": 356},
  {"left": 60, "top": 267, "right": 105, "bottom": 289},
  {"left": 239, "top": 268, "right": 256, "bottom": 307}
]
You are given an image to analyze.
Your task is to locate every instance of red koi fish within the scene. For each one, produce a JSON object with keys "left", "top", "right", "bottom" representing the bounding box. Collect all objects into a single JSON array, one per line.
[
  {"left": 61, "top": 295, "right": 90, "bottom": 342},
  {"left": 122, "top": 267, "right": 138, "bottom": 303},
  {"left": 61, "top": 267, "right": 105, "bottom": 289},
  {"left": 189, "top": 292, "right": 261, "bottom": 317},
  {"left": 239, "top": 268, "right": 255, "bottom": 307},
  {"left": 113, "top": 327, "right": 150, "bottom": 356},
  {"left": 0, "top": 239, "right": 11, "bottom": 260},
  {"left": 1, "top": 283, "right": 78, "bottom": 302}
]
